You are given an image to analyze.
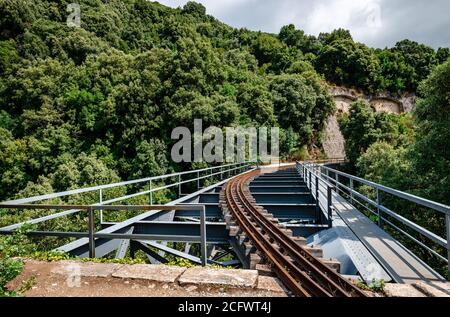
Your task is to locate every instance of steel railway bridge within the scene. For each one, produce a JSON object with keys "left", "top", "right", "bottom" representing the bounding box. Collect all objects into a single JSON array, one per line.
[{"left": 1, "top": 160, "right": 449, "bottom": 296}]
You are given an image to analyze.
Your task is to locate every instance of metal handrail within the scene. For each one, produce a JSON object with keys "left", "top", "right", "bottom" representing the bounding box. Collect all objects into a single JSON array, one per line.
[
  {"left": 301, "top": 161, "right": 450, "bottom": 279},
  {"left": 2, "top": 161, "right": 254, "bottom": 205},
  {"left": 0, "top": 161, "right": 255, "bottom": 231},
  {"left": 296, "top": 161, "right": 336, "bottom": 227},
  {"left": 320, "top": 165, "right": 450, "bottom": 215}
]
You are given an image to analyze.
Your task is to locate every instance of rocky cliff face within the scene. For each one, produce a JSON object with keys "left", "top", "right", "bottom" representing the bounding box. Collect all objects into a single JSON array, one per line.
[
  {"left": 322, "top": 114, "right": 346, "bottom": 159},
  {"left": 322, "top": 86, "right": 415, "bottom": 159}
]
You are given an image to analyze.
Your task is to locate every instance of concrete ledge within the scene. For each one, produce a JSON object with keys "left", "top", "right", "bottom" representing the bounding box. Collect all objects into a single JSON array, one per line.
[
  {"left": 384, "top": 283, "right": 426, "bottom": 297},
  {"left": 257, "top": 276, "right": 288, "bottom": 294},
  {"left": 50, "top": 260, "right": 122, "bottom": 278},
  {"left": 112, "top": 264, "right": 187, "bottom": 283},
  {"left": 412, "top": 282, "right": 450, "bottom": 297},
  {"left": 178, "top": 267, "right": 258, "bottom": 288}
]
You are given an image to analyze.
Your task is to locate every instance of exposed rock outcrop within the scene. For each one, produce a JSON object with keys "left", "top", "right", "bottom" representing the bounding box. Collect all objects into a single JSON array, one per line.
[{"left": 323, "top": 86, "right": 416, "bottom": 159}]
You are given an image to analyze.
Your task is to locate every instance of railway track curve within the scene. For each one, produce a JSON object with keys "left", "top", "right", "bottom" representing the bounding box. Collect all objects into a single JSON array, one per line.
[{"left": 220, "top": 169, "right": 367, "bottom": 297}]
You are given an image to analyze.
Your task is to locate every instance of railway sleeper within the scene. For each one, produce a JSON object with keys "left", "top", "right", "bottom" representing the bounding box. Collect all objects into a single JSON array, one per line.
[
  {"left": 321, "top": 259, "right": 341, "bottom": 273},
  {"left": 237, "top": 233, "right": 249, "bottom": 245},
  {"left": 244, "top": 241, "right": 256, "bottom": 256},
  {"left": 280, "top": 228, "right": 294, "bottom": 237},
  {"left": 249, "top": 253, "right": 262, "bottom": 269},
  {"left": 228, "top": 225, "right": 240, "bottom": 237},
  {"left": 255, "top": 264, "right": 276, "bottom": 277},
  {"left": 293, "top": 237, "right": 307, "bottom": 246}
]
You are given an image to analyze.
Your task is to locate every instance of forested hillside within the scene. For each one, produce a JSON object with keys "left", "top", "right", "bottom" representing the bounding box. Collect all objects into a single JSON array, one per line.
[{"left": 0, "top": 0, "right": 449, "bottom": 202}]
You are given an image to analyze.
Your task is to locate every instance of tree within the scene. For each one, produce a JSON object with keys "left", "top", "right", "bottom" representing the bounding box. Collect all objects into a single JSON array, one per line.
[
  {"left": 392, "top": 40, "right": 438, "bottom": 91},
  {"left": 0, "top": 40, "right": 18, "bottom": 73},
  {"left": 315, "top": 39, "right": 381, "bottom": 92},
  {"left": 270, "top": 73, "right": 333, "bottom": 145},
  {"left": 251, "top": 33, "right": 296, "bottom": 73},
  {"left": 356, "top": 142, "right": 412, "bottom": 189},
  {"left": 339, "top": 100, "right": 379, "bottom": 166},
  {"left": 411, "top": 60, "right": 450, "bottom": 204},
  {"left": 339, "top": 100, "right": 415, "bottom": 168},
  {"left": 0, "top": 0, "right": 39, "bottom": 39},
  {"left": 318, "top": 28, "right": 353, "bottom": 45},
  {"left": 131, "top": 139, "right": 168, "bottom": 178},
  {"left": 376, "top": 49, "right": 414, "bottom": 93},
  {"left": 279, "top": 24, "right": 320, "bottom": 55},
  {"left": 436, "top": 47, "right": 450, "bottom": 64},
  {"left": 236, "top": 77, "right": 276, "bottom": 126},
  {"left": 51, "top": 153, "right": 121, "bottom": 191},
  {"left": 182, "top": 2, "right": 207, "bottom": 16}
]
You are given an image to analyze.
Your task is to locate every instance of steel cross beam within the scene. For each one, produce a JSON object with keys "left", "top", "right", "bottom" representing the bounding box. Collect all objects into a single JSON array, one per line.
[{"left": 0, "top": 204, "right": 209, "bottom": 265}]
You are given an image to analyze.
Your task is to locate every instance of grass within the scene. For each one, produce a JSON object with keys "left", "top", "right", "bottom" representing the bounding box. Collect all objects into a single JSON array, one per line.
[
  {"left": 0, "top": 258, "right": 24, "bottom": 297},
  {"left": 357, "top": 279, "right": 386, "bottom": 294},
  {"left": 18, "top": 275, "right": 36, "bottom": 294}
]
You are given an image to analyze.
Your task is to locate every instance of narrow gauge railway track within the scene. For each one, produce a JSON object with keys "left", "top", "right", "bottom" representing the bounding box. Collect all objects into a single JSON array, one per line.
[{"left": 221, "top": 169, "right": 367, "bottom": 297}]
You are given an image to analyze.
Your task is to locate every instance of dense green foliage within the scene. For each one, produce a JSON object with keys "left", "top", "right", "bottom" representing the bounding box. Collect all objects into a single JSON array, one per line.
[
  {"left": 0, "top": 0, "right": 341, "bottom": 203},
  {"left": 339, "top": 100, "right": 414, "bottom": 166},
  {"left": 339, "top": 60, "right": 450, "bottom": 276},
  {"left": 410, "top": 61, "right": 450, "bottom": 204},
  {"left": 342, "top": 60, "right": 450, "bottom": 206},
  {"left": 279, "top": 26, "right": 448, "bottom": 93}
]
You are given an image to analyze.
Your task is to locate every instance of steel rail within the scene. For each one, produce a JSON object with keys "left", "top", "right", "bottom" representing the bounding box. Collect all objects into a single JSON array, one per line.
[
  {"left": 236, "top": 173, "right": 365, "bottom": 297},
  {"left": 222, "top": 169, "right": 366, "bottom": 297},
  {"left": 224, "top": 172, "right": 315, "bottom": 296}
]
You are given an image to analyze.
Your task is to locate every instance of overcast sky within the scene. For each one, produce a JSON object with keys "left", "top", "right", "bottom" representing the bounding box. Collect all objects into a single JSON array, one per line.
[{"left": 155, "top": 0, "right": 450, "bottom": 49}]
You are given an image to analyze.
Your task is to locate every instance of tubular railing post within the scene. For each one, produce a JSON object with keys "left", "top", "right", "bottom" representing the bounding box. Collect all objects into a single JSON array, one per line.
[
  {"left": 350, "top": 178, "right": 354, "bottom": 202},
  {"left": 315, "top": 174, "right": 319, "bottom": 222},
  {"left": 335, "top": 173, "right": 339, "bottom": 194},
  {"left": 308, "top": 169, "right": 312, "bottom": 190},
  {"left": 197, "top": 171, "right": 200, "bottom": 190},
  {"left": 200, "top": 205, "right": 207, "bottom": 267},
  {"left": 88, "top": 206, "right": 95, "bottom": 258},
  {"left": 446, "top": 213, "right": 450, "bottom": 281},
  {"left": 327, "top": 186, "right": 333, "bottom": 228},
  {"left": 99, "top": 189, "right": 103, "bottom": 224},
  {"left": 377, "top": 188, "right": 382, "bottom": 227},
  {"left": 178, "top": 174, "right": 181, "bottom": 197},
  {"left": 149, "top": 180, "right": 153, "bottom": 205}
]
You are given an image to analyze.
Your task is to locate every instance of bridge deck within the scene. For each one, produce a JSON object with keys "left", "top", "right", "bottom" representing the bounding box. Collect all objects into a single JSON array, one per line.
[{"left": 331, "top": 191, "right": 445, "bottom": 284}]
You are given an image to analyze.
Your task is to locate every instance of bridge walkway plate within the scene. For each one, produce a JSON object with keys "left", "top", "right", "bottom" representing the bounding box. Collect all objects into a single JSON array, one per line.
[{"left": 331, "top": 191, "right": 445, "bottom": 284}]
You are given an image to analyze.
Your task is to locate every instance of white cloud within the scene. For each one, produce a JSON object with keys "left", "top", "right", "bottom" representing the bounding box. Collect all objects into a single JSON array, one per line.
[
  {"left": 154, "top": 0, "right": 450, "bottom": 48},
  {"left": 305, "top": 0, "right": 378, "bottom": 33}
]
